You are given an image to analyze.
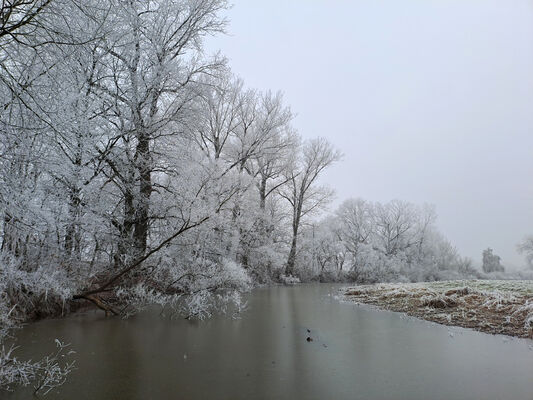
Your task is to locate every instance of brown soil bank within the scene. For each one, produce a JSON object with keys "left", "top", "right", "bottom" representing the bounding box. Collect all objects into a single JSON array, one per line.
[{"left": 343, "top": 280, "right": 533, "bottom": 339}]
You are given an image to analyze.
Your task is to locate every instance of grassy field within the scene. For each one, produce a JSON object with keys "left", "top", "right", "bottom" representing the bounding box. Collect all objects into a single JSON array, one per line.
[{"left": 344, "top": 280, "right": 533, "bottom": 339}]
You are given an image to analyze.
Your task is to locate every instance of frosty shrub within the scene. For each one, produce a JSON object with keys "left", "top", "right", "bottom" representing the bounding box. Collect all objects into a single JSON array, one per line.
[
  {"left": 0, "top": 255, "right": 76, "bottom": 323},
  {"left": 115, "top": 284, "right": 182, "bottom": 318},
  {"left": 114, "top": 258, "right": 252, "bottom": 320},
  {"left": 280, "top": 275, "right": 301, "bottom": 285},
  {"left": 0, "top": 256, "right": 77, "bottom": 393},
  {"left": 177, "top": 259, "right": 252, "bottom": 320},
  {"left": 0, "top": 340, "right": 75, "bottom": 394}
]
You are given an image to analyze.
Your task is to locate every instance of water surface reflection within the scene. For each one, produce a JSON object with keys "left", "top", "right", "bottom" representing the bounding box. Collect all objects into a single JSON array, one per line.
[{"left": 7, "top": 284, "right": 533, "bottom": 400}]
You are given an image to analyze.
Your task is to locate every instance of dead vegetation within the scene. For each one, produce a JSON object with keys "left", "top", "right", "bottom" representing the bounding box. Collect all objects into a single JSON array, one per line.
[{"left": 343, "top": 280, "right": 533, "bottom": 339}]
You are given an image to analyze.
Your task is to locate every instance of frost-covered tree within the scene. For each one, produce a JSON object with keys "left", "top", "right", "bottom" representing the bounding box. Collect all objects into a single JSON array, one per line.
[
  {"left": 0, "top": 0, "right": 369, "bottom": 391},
  {"left": 518, "top": 236, "right": 533, "bottom": 269},
  {"left": 83, "top": 0, "right": 228, "bottom": 261},
  {"left": 279, "top": 138, "right": 342, "bottom": 276},
  {"left": 482, "top": 248, "right": 505, "bottom": 273},
  {"left": 314, "top": 198, "right": 477, "bottom": 283},
  {"left": 0, "top": 1, "right": 52, "bottom": 43}
]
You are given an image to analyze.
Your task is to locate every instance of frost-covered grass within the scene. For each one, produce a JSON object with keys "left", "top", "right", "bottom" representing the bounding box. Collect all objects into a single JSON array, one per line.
[
  {"left": 426, "top": 279, "right": 533, "bottom": 295},
  {"left": 344, "top": 280, "right": 533, "bottom": 338}
]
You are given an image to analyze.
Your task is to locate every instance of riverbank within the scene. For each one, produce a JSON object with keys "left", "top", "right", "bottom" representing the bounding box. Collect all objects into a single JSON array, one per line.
[{"left": 343, "top": 280, "right": 533, "bottom": 339}]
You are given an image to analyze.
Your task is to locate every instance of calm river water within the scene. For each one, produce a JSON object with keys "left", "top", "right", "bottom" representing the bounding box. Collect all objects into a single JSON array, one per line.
[{"left": 6, "top": 284, "right": 533, "bottom": 400}]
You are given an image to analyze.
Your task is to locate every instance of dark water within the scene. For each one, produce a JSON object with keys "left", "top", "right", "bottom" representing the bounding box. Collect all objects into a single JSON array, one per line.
[{"left": 6, "top": 284, "right": 533, "bottom": 400}]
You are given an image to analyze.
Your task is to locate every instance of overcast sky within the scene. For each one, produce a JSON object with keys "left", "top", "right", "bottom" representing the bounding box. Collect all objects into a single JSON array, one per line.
[{"left": 206, "top": 0, "right": 533, "bottom": 268}]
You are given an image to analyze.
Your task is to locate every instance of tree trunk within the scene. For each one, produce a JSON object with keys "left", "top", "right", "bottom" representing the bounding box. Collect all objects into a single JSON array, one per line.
[
  {"left": 134, "top": 132, "right": 151, "bottom": 257},
  {"left": 259, "top": 176, "right": 267, "bottom": 210},
  {"left": 64, "top": 187, "right": 81, "bottom": 259},
  {"left": 285, "top": 228, "right": 298, "bottom": 276},
  {"left": 115, "top": 186, "right": 135, "bottom": 269}
]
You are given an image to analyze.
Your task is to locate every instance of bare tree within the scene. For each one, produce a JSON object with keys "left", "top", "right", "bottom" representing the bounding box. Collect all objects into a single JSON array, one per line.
[
  {"left": 86, "top": 0, "right": 228, "bottom": 262},
  {"left": 0, "top": 0, "right": 52, "bottom": 42},
  {"left": 243, "top": 93, "right": 296, "bottom": 210},
  {"left": 373, "top": 200, "right": 420, "bottom": 257},
  {"left": 193, "top": 73, "right": 244, "bottom": 161},
  {"left": 334, "top": 198, "right": 374, "bottom": 264},
  {"left": 279, "top": 137, "right": 341, "bottom": 276}
]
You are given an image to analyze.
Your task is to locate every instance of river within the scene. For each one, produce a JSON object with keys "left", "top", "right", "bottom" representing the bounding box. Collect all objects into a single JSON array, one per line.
[{"left": 6, "top": 284, "right": 533, "bottom": 399}]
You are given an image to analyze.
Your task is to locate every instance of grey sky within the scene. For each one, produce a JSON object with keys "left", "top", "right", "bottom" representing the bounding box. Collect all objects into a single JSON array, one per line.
[{"left": 207, "top": 0, "right": 533, "bottom": 268}]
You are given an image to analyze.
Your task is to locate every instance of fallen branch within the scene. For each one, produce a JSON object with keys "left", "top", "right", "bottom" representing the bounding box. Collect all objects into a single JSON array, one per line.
[
  {"left": 72, "top": 294, "right": 118, "bottom": 316},
  {"left": 73, "top": 216, "right": 210, "bottom": 300}
]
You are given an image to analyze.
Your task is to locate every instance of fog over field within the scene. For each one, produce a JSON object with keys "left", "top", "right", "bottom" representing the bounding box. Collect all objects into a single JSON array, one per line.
[{"left": 207, "top": 0, "right": 533, "bottom": 268}]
